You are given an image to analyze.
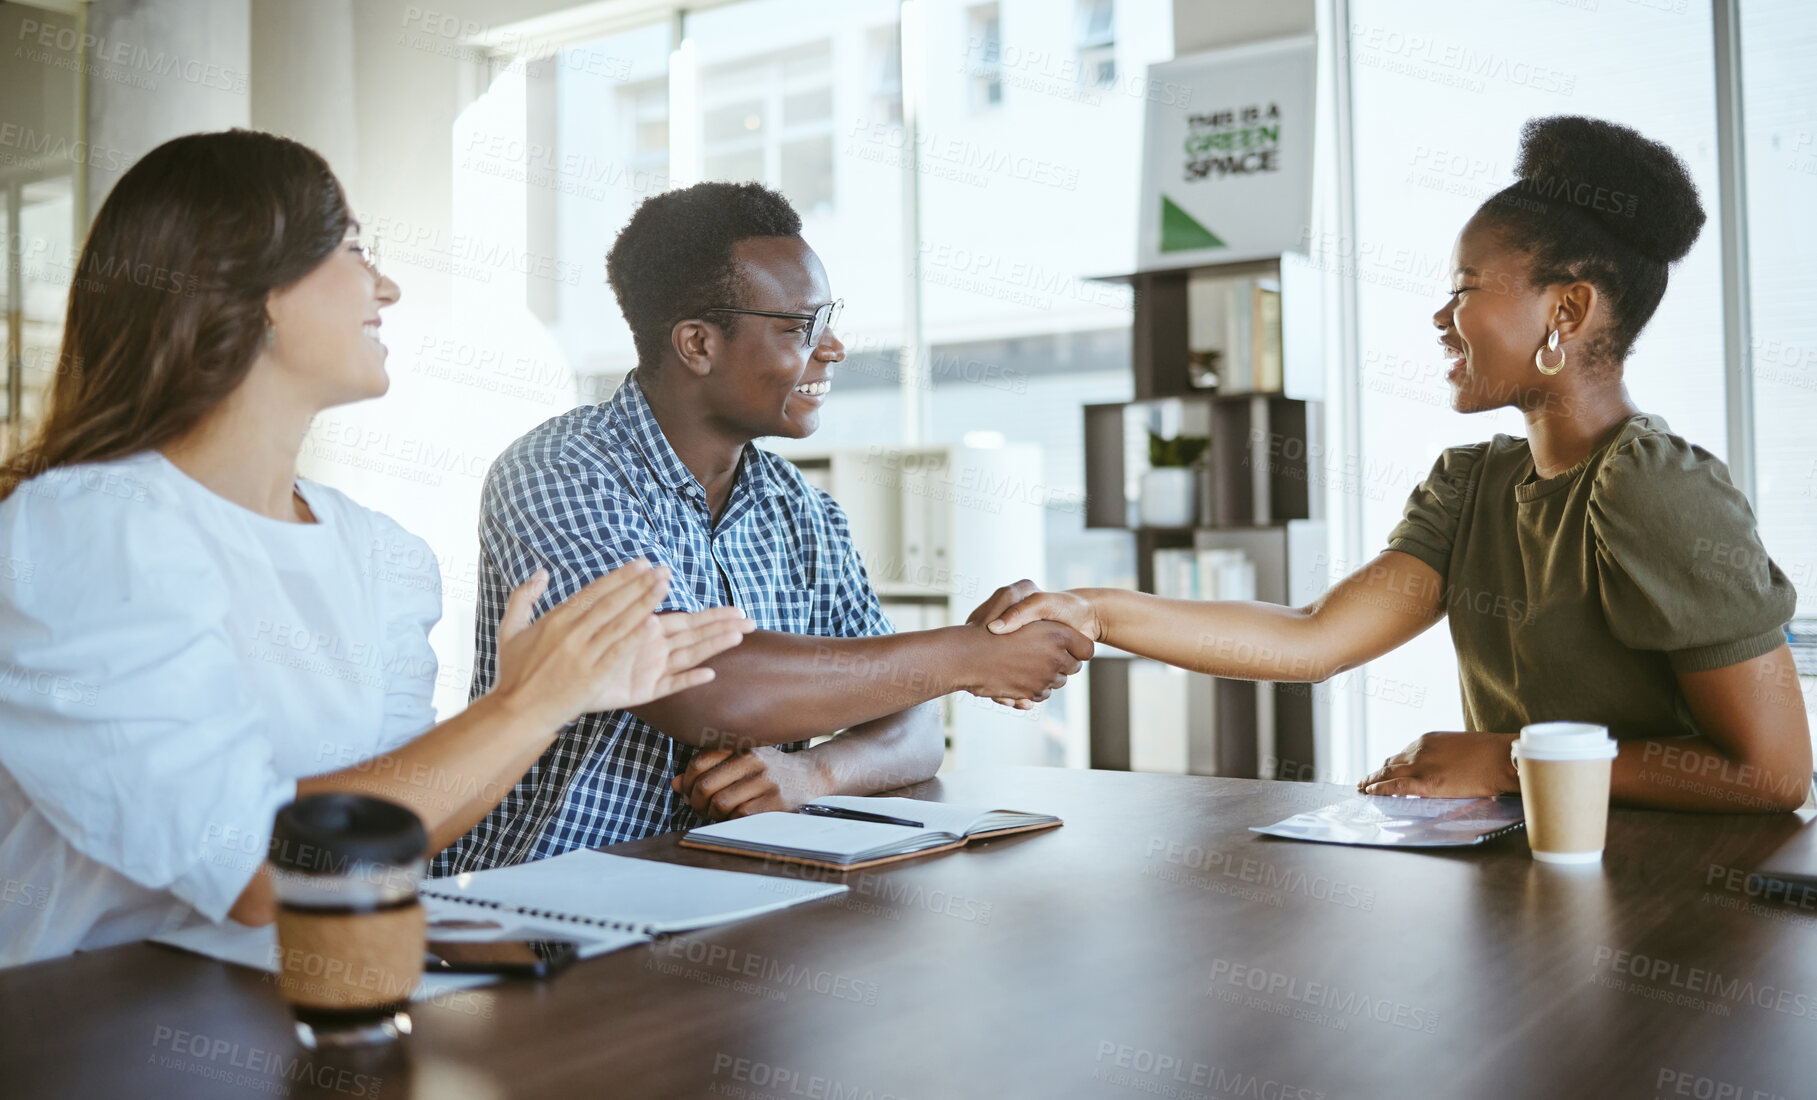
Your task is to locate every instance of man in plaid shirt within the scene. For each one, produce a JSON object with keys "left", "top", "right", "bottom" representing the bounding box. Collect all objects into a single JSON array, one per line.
[{"left": 433, "top": 182, "right": 1092, "bottom": 874}]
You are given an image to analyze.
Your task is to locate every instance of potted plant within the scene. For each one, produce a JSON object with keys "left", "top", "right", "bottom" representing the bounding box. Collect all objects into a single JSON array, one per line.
[{"left": 1140, "top": 430, "right": 1209, "bottom": 528}]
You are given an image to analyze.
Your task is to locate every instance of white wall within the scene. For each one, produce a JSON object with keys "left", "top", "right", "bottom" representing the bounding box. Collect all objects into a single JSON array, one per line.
[
  {"left": 1171, "top": 0, "right": 1313, "bottom": 55},
  {"left": 83, "top": 0, "right": 252, "bottom": 215}
]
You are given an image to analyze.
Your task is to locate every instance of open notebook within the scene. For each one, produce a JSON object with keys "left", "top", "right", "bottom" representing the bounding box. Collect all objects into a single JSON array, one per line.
[
  {"left": 154, "top": 850, "right": 845, "bottom": 975},
  {"left": 417, "top": 848, "right": 847, "bottom": 935},
  {"left": 680, "top": 795, "right": 1063, "bottom": 871}
]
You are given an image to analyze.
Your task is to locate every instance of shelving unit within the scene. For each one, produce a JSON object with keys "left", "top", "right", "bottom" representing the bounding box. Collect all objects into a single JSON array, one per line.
[
  {"left": 778, "top": 442, "right": 1053, "bottom": 769},
  {"left": 1084, "top": 253, "right": 1329, "bottom": 779}
]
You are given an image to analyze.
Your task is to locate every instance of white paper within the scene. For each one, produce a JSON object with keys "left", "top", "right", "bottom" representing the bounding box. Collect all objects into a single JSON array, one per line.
[
  {"left": 688, "top": 812, "right": 940, "bottom": 863},
  {"left": 807, "top": 795, "right": 1057, "bottom": 838},
  {"left": 149, "top": 921, "right": 499, "bottom": 999},
  {"left": 1251, "top": 795, "right": 1525, "bottom": 848}
]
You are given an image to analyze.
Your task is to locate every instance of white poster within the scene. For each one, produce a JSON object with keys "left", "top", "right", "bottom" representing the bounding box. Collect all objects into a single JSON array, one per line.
[{"left": 1136, "top": 37, "right": 1317, "bottom": 270}]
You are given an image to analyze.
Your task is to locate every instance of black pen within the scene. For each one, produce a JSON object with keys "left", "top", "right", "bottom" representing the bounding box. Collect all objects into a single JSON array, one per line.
[{"left": 799, "top": 804, "right": 924, "bottom": 828}]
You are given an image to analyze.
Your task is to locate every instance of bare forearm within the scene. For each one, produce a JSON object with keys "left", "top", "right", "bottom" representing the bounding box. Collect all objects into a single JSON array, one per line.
[
  {"left": 801, "top": 702, "right": 945, "bottom": 796},
  {"left": 298, "top": 691, "right": 561, "bottom": 852},
  {"left": 634, "top": 629, "right": 974, "bottom": 748},
  {"left": 1087, "top": 588, "right": 1337, "bottom": 681},
  {"left": 232, "top": 693, "right": 560, "bottom": 925},
  {"left": 1615, "top": 736, "right": 1811, "bottom": 813}
]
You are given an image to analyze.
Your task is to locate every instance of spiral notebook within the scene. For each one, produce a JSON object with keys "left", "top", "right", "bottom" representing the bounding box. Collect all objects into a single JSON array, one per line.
[{"left": 418, "top": 849, "right": 846, "bottom": 935}]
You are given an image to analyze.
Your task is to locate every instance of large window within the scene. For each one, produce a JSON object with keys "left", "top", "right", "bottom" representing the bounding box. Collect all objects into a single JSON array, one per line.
[
  {"left": 538, "top": 21, "right": 675, "bottom": 380},
  {"left": 535, "top": 0, "right": 1169, "bottom": 463},
  {"left": 1075, "top": 0, "right": 1116, "bottom": 89},
  {"left": 1739, "top": 0, "right": 1817, "bottom": 742},
  {"left": 0, "top": 2, "right": 82, "bottom": 462},
  {"left": 1, "top": 177, "right": 74, "bottom": 458},
  {"left": 449, "top": 1, "right": 1803, "bottom": 766},
  {"left": 682, "top": 0, "right": 908, "bottom": 436},
  {"left": 520, "top": 0, "right": 1172, "bottom": 763},
  {"left": 1743, "top": 0, "right": 1817, "bottom": 616},
  {"left": 627, "top": 82, "right": 670, "bottom": 184},
  {"left": 697, "top": 43, "right": 837, "bottom": 216},
  {"left": 965, "top": 3, "right": 1003, "bottom": 111},
  {"left": 1344, "top": 0, "right": 1726, "bottom": 767}
]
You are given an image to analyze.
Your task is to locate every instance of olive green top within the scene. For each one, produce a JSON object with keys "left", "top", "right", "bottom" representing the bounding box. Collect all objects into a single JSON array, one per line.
[{"left": 1385, "top": 413, "right": 1795, "bottom": 740}]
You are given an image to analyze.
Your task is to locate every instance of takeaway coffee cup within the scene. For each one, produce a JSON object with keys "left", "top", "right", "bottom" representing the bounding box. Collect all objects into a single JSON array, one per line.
[
  {"left": 1514, "top": 722, "right": 1619, "bottom": 864},
  {"left": 268, "top": 793, "right": 429, "bottom": 1048}
]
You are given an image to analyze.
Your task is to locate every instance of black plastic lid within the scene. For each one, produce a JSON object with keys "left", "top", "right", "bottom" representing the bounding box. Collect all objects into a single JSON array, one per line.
[{"left": 269, "top": 793, "right": 427, "bottom": 874}]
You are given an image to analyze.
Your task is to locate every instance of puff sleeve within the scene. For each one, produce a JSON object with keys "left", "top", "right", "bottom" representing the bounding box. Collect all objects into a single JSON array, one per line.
[
  {"left": 0, "top": 480, "right": 292, "bottom": 922},
  {"left": 1384, "top": 443, "right": 1489, "bottom": 581},
  {"left": 363, "top": 509, "right": 444, "bottom": 755},
  {"left": 1589, "top": 432, "right": 1795, "bottom": 672}
]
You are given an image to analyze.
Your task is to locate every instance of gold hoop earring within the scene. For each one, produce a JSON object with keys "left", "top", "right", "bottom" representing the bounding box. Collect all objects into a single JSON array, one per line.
[{"left": 1534, "top": 328, "right": 1565, "bottom": 376}]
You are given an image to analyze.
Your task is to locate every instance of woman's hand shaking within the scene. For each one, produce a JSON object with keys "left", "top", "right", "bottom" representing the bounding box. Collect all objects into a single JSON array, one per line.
[{"left": 968, "top": 579, "right": 1104, "bottom": 644}]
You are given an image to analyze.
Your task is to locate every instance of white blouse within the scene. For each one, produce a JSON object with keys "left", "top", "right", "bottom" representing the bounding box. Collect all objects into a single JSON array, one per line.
[{"left": 0, "top": 452, "right": 441, "bottom": 967}]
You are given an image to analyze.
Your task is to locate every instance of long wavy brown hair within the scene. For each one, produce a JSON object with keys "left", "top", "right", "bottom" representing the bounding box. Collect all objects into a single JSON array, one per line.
[{"left": 0, "top": 129, "right": 351, "bottom": 499}]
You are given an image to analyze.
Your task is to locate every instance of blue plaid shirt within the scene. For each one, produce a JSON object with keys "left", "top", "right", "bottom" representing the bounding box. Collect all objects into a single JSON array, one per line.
[{"left": 431, "top": 372, "right": 893, "bottom": 875}]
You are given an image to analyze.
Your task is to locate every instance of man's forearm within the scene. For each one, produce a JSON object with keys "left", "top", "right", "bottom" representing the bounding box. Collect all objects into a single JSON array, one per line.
[
  {"left": 632, "top": 627, "right": 979, "bottom": 748},
  {"left": 801, "top": 701, "right": 945, "bottom": 796}
]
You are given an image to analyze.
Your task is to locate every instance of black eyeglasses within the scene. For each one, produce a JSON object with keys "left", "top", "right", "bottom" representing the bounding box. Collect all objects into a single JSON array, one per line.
[{"left": 701, "top": 299, "right": 842, "bottom": 350}]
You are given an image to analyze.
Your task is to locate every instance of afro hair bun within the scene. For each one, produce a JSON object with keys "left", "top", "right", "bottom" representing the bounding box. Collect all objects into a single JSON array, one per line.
[{"left": 1511, "top": 115, "right": 1705, "bottom": 265}]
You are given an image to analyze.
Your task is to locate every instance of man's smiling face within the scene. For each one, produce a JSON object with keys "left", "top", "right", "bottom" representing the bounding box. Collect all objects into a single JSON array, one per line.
[{"left": 699, "top": 236, "right": 843, "bottom": 441}]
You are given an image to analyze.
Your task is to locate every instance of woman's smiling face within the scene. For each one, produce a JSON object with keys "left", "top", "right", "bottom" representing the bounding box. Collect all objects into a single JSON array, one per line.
[
  {"left": 265, "top": 221, "right": 401, "bottom": 409},
  {"left": 1434, "top": 212, "right": 1572, "bottom": 415}
]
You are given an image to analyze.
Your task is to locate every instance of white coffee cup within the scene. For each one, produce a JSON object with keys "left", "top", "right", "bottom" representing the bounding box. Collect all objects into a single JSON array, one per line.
[{"left": 1514, "top": 722, "right": 1618, "bottom": 864}]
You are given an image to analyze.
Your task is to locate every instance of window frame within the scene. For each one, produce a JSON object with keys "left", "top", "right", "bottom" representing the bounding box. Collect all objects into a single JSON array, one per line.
[{"left": 696, "top": 43, "right": 836, "bottom": 214}]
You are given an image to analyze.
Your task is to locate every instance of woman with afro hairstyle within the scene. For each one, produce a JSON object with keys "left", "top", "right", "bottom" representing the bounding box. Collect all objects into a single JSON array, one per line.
[{"left": 969, "top": 116, "right": 1808, "bottom": 812}]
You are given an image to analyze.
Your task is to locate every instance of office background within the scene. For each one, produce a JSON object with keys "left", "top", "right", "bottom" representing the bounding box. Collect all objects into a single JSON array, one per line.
[{"left": 2, "top": 0, "right": 1811, "bottom": 784}]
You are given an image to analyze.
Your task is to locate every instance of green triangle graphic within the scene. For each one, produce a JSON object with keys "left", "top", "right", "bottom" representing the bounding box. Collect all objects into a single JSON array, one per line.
[{"left": 1160, "top": 194, "right": 1226, "bottom": 252}]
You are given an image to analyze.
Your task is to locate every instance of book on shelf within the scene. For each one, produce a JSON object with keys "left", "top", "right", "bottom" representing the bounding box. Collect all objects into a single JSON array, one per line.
[
  {"left": 1251, "top": 283, "right": 1283, "bottom": 392},
  {"left": 1186, "top": 274, "right": 1284, "bottom": 394},
  {"left": 880, "top": 600, "right": 951, "bottom": 633},
  {"left": 899, "top": 454, "right": 951, "bottom": 587},
  {"left": 1152, "top": 547, "right": 1257, "bottom": 602}
]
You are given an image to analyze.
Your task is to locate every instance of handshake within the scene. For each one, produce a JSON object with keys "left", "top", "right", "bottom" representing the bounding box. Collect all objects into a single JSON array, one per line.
[{"left": 957, "top": 579, "right": 1103, "bottom": 709}]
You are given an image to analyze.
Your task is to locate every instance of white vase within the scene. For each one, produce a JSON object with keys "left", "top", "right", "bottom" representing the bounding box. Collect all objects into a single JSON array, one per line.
[{"left": 1139, "top": 467, "right": 1198, "bottom": 528}]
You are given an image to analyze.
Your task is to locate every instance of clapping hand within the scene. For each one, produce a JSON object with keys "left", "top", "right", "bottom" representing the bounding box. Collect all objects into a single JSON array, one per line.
[{"left": 492, "top": 561, "right": 755, "bottom": 724}]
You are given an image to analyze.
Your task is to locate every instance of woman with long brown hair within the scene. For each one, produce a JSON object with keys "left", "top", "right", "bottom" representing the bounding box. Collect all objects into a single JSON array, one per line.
[{"left": 0, "top": 130, "right": 753, "bottom": 967}]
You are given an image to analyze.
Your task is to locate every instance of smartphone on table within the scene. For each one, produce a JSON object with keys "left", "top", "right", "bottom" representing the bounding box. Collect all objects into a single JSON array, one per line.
[{"left": 425, "top": 938, "right": 580, "bottom": 978}]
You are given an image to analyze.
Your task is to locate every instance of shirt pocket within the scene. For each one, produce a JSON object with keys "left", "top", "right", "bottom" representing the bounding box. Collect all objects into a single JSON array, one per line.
[{"left": 745, "top": 585, "right": 816, "bottom": 634}]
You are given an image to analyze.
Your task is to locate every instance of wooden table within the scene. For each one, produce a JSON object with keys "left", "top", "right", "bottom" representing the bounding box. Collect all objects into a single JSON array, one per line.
[{"left": 4, "top": 768, "right": 1814, "bottom": 1099}]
